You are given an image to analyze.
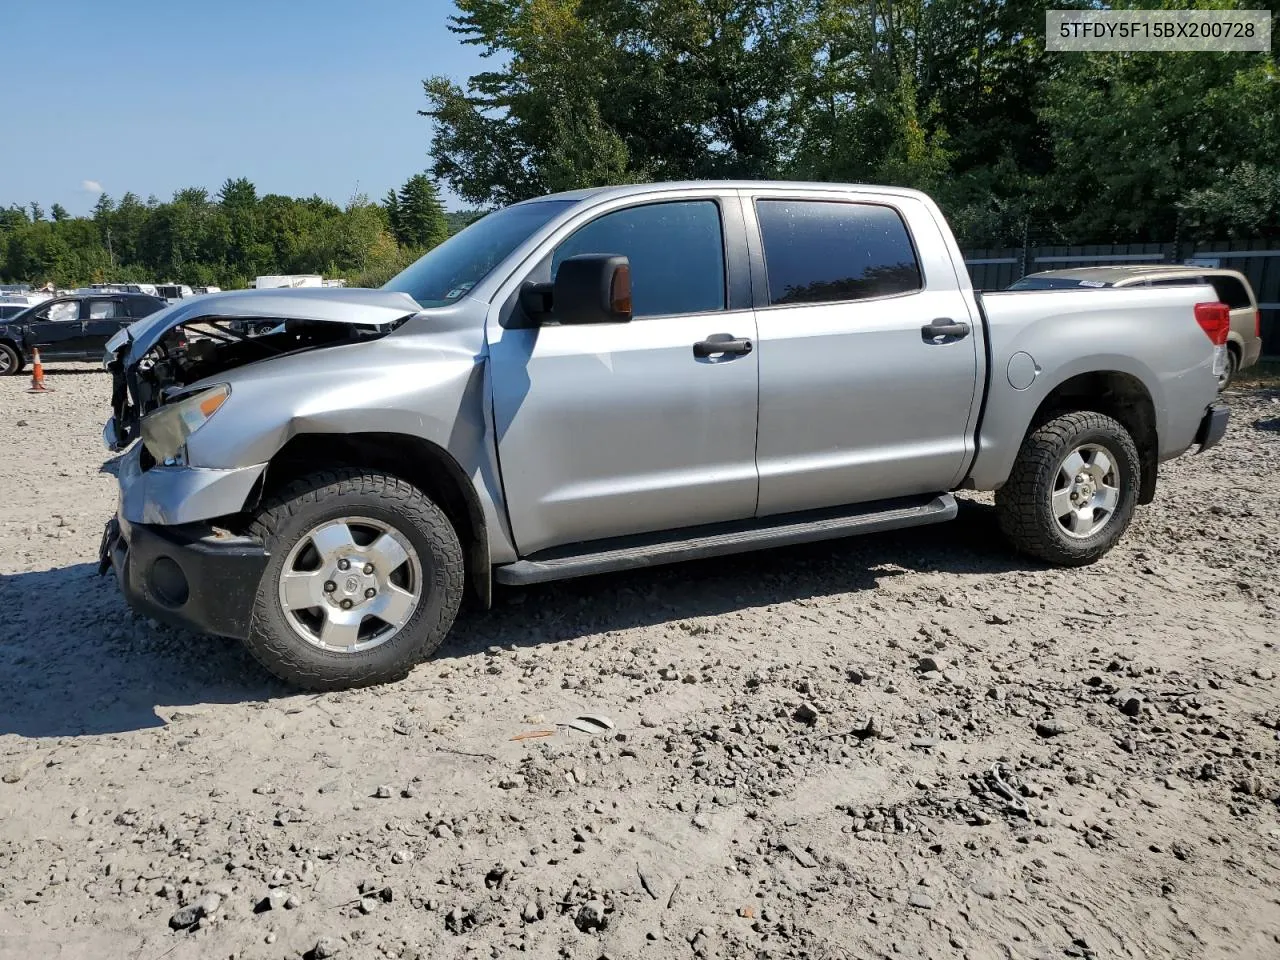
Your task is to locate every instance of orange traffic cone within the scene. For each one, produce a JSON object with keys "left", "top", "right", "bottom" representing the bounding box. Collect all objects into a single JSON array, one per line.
[{"left": 27, "top": 348, "right": 52, "bottom": 393}]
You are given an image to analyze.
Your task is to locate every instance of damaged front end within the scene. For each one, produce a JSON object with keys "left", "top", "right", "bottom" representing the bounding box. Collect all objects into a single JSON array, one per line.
[{"left": 103, "top": 288, "right": 421, "bottom": 453}]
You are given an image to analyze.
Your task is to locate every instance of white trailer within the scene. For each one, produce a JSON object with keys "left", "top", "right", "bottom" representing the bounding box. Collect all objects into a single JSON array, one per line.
[{"left": 252, "top": 275, "right": 323, "bottom": 290}]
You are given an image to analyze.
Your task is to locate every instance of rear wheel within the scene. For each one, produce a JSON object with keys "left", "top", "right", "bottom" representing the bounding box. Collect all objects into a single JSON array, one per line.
[
  {"left": 0, "top": 343, "right": 21, "bottom": 376},
  {"left": 244, "top": 469, "right": 465, "bottom": 690},
  {"left": 996, "top": 411, "right": 1140, "bottom": 566}
]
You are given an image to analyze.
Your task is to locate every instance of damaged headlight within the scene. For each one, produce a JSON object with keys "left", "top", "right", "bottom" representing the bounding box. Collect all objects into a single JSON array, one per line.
[{"left": 140, "top": 384, "right": 230, "bottom": 465}]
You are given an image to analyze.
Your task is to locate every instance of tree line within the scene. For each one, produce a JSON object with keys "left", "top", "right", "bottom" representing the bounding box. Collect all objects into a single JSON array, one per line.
[
  {"left": 424, "top": 0, "right": 1280, "bottom": 246},
  {"left": 0, "top": 175, "right": 481, "bottom": 290}
]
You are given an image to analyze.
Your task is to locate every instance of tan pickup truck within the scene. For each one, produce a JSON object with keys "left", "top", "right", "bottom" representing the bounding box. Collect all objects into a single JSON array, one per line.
[{"left": 1011, "top": 265, "right": 1263, "bottom": 388}]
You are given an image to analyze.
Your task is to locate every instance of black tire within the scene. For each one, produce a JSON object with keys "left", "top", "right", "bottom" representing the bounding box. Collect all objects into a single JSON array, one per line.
[
  {"left": 0, "top": 343, "right": 21, "bottom": 376},
  {"left": 1218, "top": 346, "right": 1239, "bottom": 391},
  {"left": 995, "top": 411, "right": 1140, "bottom": 567},
  {"left": 244, "top": 469, "right": 465, "bottom": 690}
]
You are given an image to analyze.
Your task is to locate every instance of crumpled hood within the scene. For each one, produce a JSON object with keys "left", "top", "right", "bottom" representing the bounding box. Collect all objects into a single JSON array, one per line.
[{"left": 106, "top": 287, "right": 422, "bottom": 365}]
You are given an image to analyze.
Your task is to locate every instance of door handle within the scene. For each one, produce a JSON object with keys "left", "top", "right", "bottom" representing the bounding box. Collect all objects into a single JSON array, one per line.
[
  {"left": 693, "top": 336, "right": 753, "bottom": 358},
  {"left": 921, "top": 319, "right": 970, "bottom": 342}
]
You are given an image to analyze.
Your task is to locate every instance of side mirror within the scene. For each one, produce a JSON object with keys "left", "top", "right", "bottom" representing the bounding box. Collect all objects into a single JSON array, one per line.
[{"left": 552, "top": 254, "right": 632, "bottom": 325}]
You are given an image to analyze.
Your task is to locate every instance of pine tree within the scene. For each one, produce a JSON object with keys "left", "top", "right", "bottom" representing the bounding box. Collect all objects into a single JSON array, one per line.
[
  {"left": 394, "top": 174, "right": 448, "bottom": 250},
  {"left": 383, "top": 188, "right": 400, "bottom": 243}
]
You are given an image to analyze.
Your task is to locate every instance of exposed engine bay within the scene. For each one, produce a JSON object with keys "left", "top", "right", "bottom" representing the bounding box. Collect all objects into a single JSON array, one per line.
[{"left": 107, "top": 316, "right": 398, "bottom": 450}]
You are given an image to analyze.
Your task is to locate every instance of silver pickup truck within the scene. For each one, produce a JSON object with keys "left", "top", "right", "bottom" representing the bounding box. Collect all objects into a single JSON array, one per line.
[{"left": 99, "top": 181, "right": 1230, "bottom": 689}]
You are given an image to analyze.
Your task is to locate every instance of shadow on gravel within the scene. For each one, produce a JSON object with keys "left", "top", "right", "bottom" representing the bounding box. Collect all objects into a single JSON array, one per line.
[
  {"left": 0, "top": 563, "right": 282, "bottom": 739},
  {"left": 0, "top": 501, "right": 1030, "bottom": 739},
  {"left": 445, "top": 498, "right": 1035, "bottom": 657}
]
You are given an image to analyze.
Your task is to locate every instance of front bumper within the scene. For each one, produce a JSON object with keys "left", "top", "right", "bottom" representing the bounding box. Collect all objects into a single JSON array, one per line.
[
  {"left": 99, "top": 514, "right": 268, "bottom": 640},
  {"left": 1195, "top": 401, "right": 1230, "bottom": 453},
  {"left": 112, "top": 439, "right": 267, "bottom": 526}
]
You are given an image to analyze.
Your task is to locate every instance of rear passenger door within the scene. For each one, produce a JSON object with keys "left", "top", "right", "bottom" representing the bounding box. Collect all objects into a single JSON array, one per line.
[
  {"left": 83, "top": 297, "right": 131, "bottom": 356},
  {"left": 745, "top": 191, "right": 981, "bottom": 516}
]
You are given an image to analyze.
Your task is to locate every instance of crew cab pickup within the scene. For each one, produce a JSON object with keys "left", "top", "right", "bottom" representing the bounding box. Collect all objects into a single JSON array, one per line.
[{"left": 99, "top": 182, "right": 1230, "bottom": 689}]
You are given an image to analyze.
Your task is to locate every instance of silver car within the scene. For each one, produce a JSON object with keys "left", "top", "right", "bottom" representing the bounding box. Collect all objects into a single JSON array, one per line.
[{"left": 100, "top": 182, "right": 1228, "bottom": 689}]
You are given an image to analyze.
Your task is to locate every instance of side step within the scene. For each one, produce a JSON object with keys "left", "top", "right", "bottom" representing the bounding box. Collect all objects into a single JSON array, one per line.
[{"left": 495, "top": 493, "right": 958, "bottom": 586}]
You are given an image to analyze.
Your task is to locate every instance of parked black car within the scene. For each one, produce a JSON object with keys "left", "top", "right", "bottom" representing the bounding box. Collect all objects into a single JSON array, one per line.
[{"left": 0, "top": 292, "right": 168, "bottom": 375}]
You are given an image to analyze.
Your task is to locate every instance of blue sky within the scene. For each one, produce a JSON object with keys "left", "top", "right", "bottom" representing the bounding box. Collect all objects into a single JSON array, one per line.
[{"left": 1, "top": 0, "right": 487, "bottom": 214}]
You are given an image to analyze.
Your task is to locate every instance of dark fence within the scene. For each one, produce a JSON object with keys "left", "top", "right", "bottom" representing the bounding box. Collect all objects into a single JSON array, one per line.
[{"left": 962, "top": 240, "right": 1280, "bottom": 358}]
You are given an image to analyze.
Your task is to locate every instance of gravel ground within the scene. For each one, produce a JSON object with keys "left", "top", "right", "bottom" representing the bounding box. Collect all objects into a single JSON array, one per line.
[{"left": 1, "top": 362, "right": 1279, "bottom": 960}]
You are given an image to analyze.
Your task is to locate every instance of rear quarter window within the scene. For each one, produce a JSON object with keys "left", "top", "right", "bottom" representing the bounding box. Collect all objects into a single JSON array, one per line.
[{"left": 755, "top": 200, "right": 922, "bottom": 306}]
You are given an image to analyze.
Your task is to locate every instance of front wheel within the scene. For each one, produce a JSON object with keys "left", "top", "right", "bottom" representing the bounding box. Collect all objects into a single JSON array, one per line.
[
  {"left": 244, "top": 469, "right": 465, "bottom": 690},
  {"left": 995, "top": 411, "right": 1140, "bottom": 567},
  {"left": 0, "top": 343, "right": 21, "bottom": 376}
]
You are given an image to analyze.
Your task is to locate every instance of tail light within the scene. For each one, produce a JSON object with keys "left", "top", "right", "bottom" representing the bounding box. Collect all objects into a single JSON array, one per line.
[
  {"left": 1194, "top": 302, "right": 1230, "bottom": 346},
  {"left": 1256, "top": 309, "right": 1262, "bottom": 340}
]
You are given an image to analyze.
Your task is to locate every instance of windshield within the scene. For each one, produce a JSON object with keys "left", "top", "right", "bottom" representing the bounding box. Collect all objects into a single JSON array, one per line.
[
  {"left": 1008, "top": 276, "right": 1112, "bottom": 290},
  {"left": 383, "top": 200, "right": 575, "bottom": 307}
]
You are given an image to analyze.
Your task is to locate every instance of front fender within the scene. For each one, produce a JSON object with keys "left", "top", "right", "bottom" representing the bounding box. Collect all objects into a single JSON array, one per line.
[{"left": 177, "top": 323, "right": 518, "bottom": 564}]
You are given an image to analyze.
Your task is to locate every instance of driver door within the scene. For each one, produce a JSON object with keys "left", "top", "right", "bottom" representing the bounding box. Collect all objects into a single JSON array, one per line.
[
  {"left": 24, "top": 298, "right": 86, "bottom": 357},
  {"left": 488, "top": 194, "right": 760, "bottom": 555}
]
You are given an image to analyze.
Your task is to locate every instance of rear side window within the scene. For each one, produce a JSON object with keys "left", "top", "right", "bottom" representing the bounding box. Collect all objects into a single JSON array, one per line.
[
  {"left": 1206, "top": 275, "right": 1252, "bottom": 309},
  {"left": 756, "top": 200, "right": 922, "bottom": 306},
  {"left": 1148, "top": 276, "right": 1204, "bottom": 289},
  {"left": 552, "top": 200, "right": 726, "bottom": 318},
  {"left": 88, "top": 299, "right": 125, "bottom": 319}
]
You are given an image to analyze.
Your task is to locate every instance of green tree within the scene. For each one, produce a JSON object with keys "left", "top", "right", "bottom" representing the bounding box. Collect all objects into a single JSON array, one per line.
[
  {"left": 394, "top": 174, "right": 449, "bottom": 249},
  {"left": 383, "top": 188, "right": 401, "bottom": 241},
  {"left": 51, "top": 203, "right": 70, "bottom": 222},
  {"left": 422, "top": 0, "right": 804, "bottom": 205},
  {"left": 1039, "top": 19, "right": 1280, "bottom": 241}
]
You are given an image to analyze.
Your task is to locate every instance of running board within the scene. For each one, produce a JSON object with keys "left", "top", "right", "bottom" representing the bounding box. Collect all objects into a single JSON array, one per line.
[{"left": 495, "top": 493, "right": 957, "bottom": 586}]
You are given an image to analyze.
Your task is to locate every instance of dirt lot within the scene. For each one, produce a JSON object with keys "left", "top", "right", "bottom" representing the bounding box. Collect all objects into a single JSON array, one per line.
[{"left": 2, "top": 364, "right": 1278, "bottom": 960}]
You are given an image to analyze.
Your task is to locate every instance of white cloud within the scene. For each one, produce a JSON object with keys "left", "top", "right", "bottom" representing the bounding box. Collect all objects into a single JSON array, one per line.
[{"left": 81, "top": 179, "right": 103, "bottom": 193}]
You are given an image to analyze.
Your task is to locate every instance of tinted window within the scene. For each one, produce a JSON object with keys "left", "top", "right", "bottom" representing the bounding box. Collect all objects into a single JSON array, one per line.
[
  {"left": 1148, "top": 276, "right": 1204, "bottom": 288},
  {"left": 128, "top": 296, "right": 166, "bottom": 318},
  {"left": 553, "top": 201, "right": 725, "bottom": 318},
  {"left": 1207, "top": 275, "right": 1252, "bottom": 309},
  {"left": 756, "top": 200, "right": 921, "bottom": 306},
  {"left": 88, "top": 299, "right": 125, "bottom": 319}
]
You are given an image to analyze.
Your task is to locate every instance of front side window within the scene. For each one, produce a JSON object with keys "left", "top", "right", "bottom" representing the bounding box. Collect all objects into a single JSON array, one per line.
[
  {"left": 756, "top": 200, "right": 922, "bottom": 306},
  {"left": 552, "top": 200, "right": 726, "bottom": 318},
  {"left": 41, "top": 300, "right": 80, "bottom": 323}
]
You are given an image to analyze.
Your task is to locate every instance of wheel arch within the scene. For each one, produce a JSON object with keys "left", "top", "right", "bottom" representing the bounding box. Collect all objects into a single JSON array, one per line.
[
  {"left": 255, "top": 432, "right": 492, "bottom": 608},
  {"left": 1027, "top": 371, "right": 1159, "bottom": 504}
]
